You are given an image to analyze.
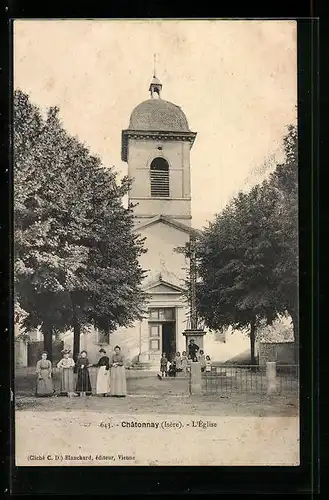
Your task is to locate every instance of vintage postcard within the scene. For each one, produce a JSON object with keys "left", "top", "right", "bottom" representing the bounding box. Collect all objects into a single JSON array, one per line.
[{"left": 13, "top": 19, "right": 299, "bottom": 467}]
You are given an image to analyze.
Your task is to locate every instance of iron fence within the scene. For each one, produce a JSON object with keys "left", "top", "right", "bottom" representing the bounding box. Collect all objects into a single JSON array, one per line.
[
  {"left": 276, "top": 364, "right": 299, "bottom": 394},
  {"left": 14, "top": 364, "right": 299, "bottom": 397},
  {"left": 202, "top": 364, "right": 299, "bottom": 395}
]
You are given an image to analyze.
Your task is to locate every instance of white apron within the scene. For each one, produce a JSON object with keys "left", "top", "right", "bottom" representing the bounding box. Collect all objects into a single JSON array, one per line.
[{"left": 96, "top": 365, "right": 110, "bottom": 394}]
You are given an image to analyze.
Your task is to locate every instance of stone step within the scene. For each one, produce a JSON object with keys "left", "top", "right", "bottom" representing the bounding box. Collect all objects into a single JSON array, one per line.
[{"left": 131, "top": 362, "right": 153, "bottom": 370}]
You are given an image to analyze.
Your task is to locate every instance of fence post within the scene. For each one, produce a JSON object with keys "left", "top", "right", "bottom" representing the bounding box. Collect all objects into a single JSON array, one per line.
[
  {"left": 190, "top": 361, "right": 202, "bottom": 395},
  {"left": 266, "top": 361, "right": 277, "bottom": 395}
]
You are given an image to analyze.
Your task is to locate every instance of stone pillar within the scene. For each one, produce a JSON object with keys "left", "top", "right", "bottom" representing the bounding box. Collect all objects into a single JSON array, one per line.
[
  {"left": 138, "top": 318, "right": 150, "bottom": 363},
  {"left": 190, "top": 361, "right": 202, "bottom": 395},
  {"left": 266, "top": 361, "right": 277, "bottom": 395},
  {"left": 183, "top": 329, "right": 206, "bottom": 352}
]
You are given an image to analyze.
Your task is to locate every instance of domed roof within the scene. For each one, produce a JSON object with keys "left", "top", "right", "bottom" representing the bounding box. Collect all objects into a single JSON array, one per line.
[{"left": 128, "top": 99, "right": 190, "bottom": 132}]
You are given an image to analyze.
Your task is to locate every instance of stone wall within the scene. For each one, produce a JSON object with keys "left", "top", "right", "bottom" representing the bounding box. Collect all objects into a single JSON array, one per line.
[
  {"left": 128, "top": 138, "right": 191, "bottom": 223},
  {"left": 15, "top": 340, "right": 28, "bottom": 367},
  {"left": 258, "top": 342, "right": 296, "bottom": 365}
]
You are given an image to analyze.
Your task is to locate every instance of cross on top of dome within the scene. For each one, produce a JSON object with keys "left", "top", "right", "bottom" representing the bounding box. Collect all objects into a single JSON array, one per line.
[
  {"left": 121, "top": 66, "right": 197, "bottom": 160},
  {"left": 149, "top": 54, "right": 162, "bottom": 98}
]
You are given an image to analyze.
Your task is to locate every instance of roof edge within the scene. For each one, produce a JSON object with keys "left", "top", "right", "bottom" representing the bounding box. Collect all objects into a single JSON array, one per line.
[
  {"left": 133, "top": 214, "right": 202, "bottom": 236},
  {"left": 121, "top": 130, "right": 197, "bottom": 162},
  {"left": 142, "top": 273, "right": 186, "bottom": 293}
]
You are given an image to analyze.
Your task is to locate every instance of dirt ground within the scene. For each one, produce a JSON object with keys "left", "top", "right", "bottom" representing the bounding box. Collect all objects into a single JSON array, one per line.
[
  {"left": 15, "top": 368, "right": 298, "bottom": 416},
  {"left": 14, "top": 371, "right": 299, "bottom": 466},
  {"left": 15, "top": 392, "right": 298, "bottom": 417}
]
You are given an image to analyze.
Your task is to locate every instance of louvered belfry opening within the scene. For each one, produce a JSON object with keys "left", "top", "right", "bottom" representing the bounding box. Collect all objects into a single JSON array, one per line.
[{"left": 150, "top": 157, "right": 170, "bottom": 197}]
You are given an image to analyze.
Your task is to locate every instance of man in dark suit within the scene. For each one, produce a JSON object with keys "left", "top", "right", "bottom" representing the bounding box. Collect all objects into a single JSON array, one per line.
[{"left": 188, "top": 339, "right": 199, "bottom": 362}]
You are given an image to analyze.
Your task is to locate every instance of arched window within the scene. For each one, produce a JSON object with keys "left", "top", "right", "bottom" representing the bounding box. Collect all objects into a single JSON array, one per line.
[{"left": 150, "top": 157, "right": 169, "bottom": 197}]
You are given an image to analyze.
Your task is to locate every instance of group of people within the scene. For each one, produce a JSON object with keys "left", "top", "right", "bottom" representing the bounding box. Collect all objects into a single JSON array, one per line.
[
  {"left": 158, "top": 339, "right": 212, "bottom": 379},
  {"left": 35, "top": 345, "right": 127, "bottom": 398}
]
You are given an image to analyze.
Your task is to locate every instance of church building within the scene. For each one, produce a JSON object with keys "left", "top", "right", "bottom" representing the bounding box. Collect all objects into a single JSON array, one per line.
[
  {"left": 18, "top": 73, "right": 246, "bottom": 368},
  {"left": 109, "top": 73, "right": 201, "bottom": 368}
]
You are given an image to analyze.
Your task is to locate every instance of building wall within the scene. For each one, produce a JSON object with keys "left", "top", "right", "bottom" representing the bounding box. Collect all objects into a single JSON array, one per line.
[
  {"left": 133, "top": 200, "right": 191, "bottom": 225},
  {"left": 176, "top": 306, "right": 189, "bottom": 353},
  {"left": 61, "top": 329, "right": 107, "bottom": 365},
  {"left": 64, "top": 133, "right": 194, "bottom": 368},
  {"left": 258, "top": 342, "right": 296, "bottom": 365},
  {"left": 134, "top": 221, "right": 190, "bottom": 366},
  {"left": 59, "top": 292, "right": 189, "bottom": 368},
  {"left": 15, "top": 340, "right": 28, "bottom": 367},
  {"left": 109, "top": 323, "right": 141, "bottom": 362},
  {"left": 203, "top": 330, "right": 250, "bottom": 362},
  {"left": 138, "top": 221, "right": 190, "bottom": 286},
  {"left": 109, "top": 296, "right": 189, "bottom": 367},
  {"left": 127, "top": 139, "right": 191, "bottom": 221},
  {"left": 28, "top": 327, "right": 43, "bottom": 342}
]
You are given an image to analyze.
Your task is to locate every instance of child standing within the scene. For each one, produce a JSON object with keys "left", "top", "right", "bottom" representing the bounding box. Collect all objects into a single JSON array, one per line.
[
  {"left": 205, "top": 355, "right": 212, "bottom": 373},
  {"left": 181, "top": 351, "right": 188, "bottom": 374},
  {"left": 187, "top": 354, "right": 193, "bottom": 373},
  {"left": 174, "top": 352, "right": 182, "bottom": 373},
  {"left": 160, "top": 353, "right": 168, "bottom": 378},
  {"left": 198, "top": 350, "right": 206, "bottom": 372}
]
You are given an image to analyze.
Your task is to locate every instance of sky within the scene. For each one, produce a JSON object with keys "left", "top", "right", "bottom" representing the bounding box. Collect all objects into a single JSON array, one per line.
[{"left": 14, "top": 19, "right": 297, "bottom": 229}]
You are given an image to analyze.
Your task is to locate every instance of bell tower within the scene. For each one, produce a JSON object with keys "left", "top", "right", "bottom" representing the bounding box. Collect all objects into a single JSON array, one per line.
[{"left": 121, "top": 73, "right": 197, "bottom": 227}]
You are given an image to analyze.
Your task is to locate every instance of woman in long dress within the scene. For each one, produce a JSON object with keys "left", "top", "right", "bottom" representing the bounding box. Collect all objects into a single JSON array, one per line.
[
  {"left": 36, "top": 351, "right": 54, "bottom": 397},
  {"left": 95, "top": 348, "right": 110, "bottom": 396},
  {"left": 110, "top": 346, "right": 127, "bottom": 397},
  {"left": 75, "top": 350, "right": 92, "bottom": 396},
  {"left": 57, "top": 349, "right": 75, "bottom": 396}
]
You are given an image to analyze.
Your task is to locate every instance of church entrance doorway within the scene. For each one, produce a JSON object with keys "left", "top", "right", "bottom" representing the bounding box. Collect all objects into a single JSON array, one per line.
[
  {"left": 148, "top": 307, "right": 176, "bottom": 363},
  {"left": 162, "top": 322, "right": 176, "bottom": 361}
]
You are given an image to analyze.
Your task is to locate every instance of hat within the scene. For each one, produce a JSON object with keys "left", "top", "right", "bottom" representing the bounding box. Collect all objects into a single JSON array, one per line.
[
  {"left": 99, "top": 348, "right": 106, "bottom": 354},
  {"left": 61, "top": 349, "right": 70, "bottom": 355},
  {"left": 41, "top": 351, "right": 48, "bottom": 355}
]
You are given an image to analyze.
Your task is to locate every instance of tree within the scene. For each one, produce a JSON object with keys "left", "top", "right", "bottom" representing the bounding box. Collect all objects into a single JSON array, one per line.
[
  {"left": 196, "top": 184, "right": 282, "bottom": 364},
  {"left": 14, "top": 90, "right": 147, "bottom": 360},
  {"left": 256, "top": 314, "right": 294, "bottom": 343},
  {"left": 174, "top": 231, "right": 204, "bottom": 330},
  {"left": 14, "top": 300, "right": 30, "bottom": 342},
  {"left": 192, "top": 124, "right": 298, "bottom": 364},
  {"left": 266, "top": 125, "right": 298, "bottom": 350}
]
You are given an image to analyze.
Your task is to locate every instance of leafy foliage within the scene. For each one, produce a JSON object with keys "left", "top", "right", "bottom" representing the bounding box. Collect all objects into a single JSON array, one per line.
[
  {"left": 14, "top": 90, "right": 147, "bottom": 356},
  {"left": 265, "top": 125, "right": 298, "bottom": 340},
  {"left": 191, "top": 125, "right": 298, "bottom": 362},
  {"left": 256, "top": 315, "right": 294, "bottom": 343}
]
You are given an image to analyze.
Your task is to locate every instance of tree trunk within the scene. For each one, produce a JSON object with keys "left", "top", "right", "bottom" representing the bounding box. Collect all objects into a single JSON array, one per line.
[
  {"left": 70, "top": 292, "right": 81, "bottom": 362},
  {"left": 250, "top": 318, "right": 257, "bottom": 366},
  {"left": 73, "top": 316, "right": 81, "bottom": 362},
  {"left": 42, "top": 325, "right": 53, "bottom": 362}
]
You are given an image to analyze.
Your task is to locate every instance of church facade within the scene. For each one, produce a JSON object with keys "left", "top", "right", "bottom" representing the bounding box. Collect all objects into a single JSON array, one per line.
[
  {"left": 109, "top": 75, "right": 200, "bottom": 368},
  {"left": 16, "top": 75, "right": 259, "bottom": 368},
  {"left": 59, "top": 74, "right": 207, "bottom": 367}
]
